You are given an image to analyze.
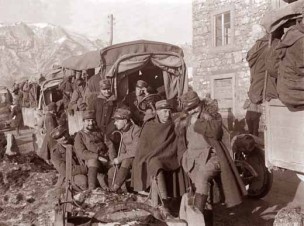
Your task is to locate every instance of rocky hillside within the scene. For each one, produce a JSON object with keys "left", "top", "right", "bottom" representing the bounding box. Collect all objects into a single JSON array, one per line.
[{"left": 0, "top": 22, "right": 105, "bottom": 87}]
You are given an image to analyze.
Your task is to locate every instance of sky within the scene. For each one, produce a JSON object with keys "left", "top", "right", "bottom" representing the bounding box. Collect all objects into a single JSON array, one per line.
[{"left": 0, "top": 0, "right": 192, "bottom": 45}]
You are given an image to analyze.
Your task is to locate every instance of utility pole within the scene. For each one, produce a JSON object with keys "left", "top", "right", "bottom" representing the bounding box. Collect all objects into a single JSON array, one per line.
[{"left": 108, "top": 14, "right": 114, "bottom": 45}]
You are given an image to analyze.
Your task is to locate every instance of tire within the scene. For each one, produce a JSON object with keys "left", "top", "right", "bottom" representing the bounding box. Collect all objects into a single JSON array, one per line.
[{"left": 234, "top": 148, "right": 273, "bottom": 199}]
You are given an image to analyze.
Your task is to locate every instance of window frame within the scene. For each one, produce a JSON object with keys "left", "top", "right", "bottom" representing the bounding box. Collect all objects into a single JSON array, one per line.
[{"left": 211, "top": 6, "right": 235, "bottom": 49}]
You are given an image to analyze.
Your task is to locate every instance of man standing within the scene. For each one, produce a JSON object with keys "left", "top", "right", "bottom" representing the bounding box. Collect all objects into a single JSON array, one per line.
[
  {"left": 132, "top": 100, "right": 185, "bottom": 207},
  {"left": 39, "top": 102, "right": 58, "bottom": 162},
  {"left": 69, "top": 78, "right": 86, "bottom": 112},
  {"left": 243, "top": 98, "right": 262, "bottom": 136},
  {"left": 110, "top": 108, "right": 141, "bottom": 192},
  {"left": 74, "top": 110, "right": 116, "bottom": 190},
  {"left": 50, "top": 125, "right": 87, "bottom": 190},
  {"left": 10, "top": 100, "right": 23, "bottom": 136},
  {"left": 176, "top": 91, "right": 246, "bottom": 225},
  {"left": 89, "top": 79, "right": 116, "bottom": 137}
]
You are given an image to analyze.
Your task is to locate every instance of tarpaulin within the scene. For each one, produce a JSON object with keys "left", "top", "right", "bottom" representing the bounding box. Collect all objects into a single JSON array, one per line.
[
  {"left": 61, "top": 50, "right": 101, "bottom": 70},
  {"left": 81, "top": 40, "right": 187, "bottom": 102},
  {"left": 261, "top": 0, "right": 304, "bottom": 33}
]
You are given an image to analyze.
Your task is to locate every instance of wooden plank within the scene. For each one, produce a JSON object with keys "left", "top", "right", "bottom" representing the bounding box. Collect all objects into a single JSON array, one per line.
[{"left": 64, "top": 145, "right": 73, "bottom": 219}]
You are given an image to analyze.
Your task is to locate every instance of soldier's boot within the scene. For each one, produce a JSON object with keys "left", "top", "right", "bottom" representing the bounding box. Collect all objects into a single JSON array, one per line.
[
  {"left": 110, "top": 167, "right": 129, "bottom": 192},
  {"left": 88, "top": 167, "right": 98, "bottom": 190},
  {"left": 97, "top": 173, "right": 109, "bottom": 191},
  {"left": 194, "top": 193, "right": 213, "bottom": 226}
]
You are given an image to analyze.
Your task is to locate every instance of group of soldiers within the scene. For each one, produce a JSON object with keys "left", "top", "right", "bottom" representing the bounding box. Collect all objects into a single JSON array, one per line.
[{"left": 39, "top": 75, "right": 245, "bottom": 225}]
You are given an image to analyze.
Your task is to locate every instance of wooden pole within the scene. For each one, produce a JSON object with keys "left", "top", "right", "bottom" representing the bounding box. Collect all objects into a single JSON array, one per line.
[{"left": 108, "top": 14, "right": 114, "bottom": 45}]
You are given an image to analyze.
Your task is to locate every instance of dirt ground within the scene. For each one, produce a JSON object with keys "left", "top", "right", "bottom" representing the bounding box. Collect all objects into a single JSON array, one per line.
[{"left": 1, "top": 128, "right": 303, "bottom": 226}]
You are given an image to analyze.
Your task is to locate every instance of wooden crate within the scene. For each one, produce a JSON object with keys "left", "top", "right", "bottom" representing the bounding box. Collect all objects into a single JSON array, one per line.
[{"left": 265, "top": 99, "right": 304, "bottom": 174}]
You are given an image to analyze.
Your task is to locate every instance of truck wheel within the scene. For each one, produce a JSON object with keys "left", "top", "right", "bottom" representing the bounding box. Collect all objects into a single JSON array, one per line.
[{"left": 234, "top": 148, "right": 273, "bottom": 199}]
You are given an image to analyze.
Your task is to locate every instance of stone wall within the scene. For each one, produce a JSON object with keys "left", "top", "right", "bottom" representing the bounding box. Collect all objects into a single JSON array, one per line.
[{"left": 192, "top": 0, "right": 273, "bottom": 119}]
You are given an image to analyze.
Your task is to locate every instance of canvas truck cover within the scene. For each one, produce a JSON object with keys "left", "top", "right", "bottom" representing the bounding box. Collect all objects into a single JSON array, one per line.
[
  {"left": 61, "top": 40, "right": 187, "bottom": 100},
  {"left": 261, "top": 0, "right": 304, "bottom": 33},
  {"left": 61, "top": 40, "right": 184, "bottom": 71}
]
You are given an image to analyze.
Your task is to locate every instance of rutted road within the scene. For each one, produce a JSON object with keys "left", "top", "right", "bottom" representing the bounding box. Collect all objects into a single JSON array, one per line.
[{"left": 214, "top": 170, "right": 304, "bottom": 226}]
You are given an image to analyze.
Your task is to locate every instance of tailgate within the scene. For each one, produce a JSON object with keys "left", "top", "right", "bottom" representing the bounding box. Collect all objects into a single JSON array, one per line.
[{"left": 265, "top": 99, "right": 304, "bottom": 173}]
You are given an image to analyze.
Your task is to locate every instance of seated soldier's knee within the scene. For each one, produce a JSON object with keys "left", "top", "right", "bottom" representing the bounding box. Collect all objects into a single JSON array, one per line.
[
  {"left": 121, "top": 158, "right": 133, "bottom": 169},
  {"left": 74, "top": 174, "right": 88, "bottom": 190},
  {"left": 87, "top": 159, "right": 100, "bottom": 168}
]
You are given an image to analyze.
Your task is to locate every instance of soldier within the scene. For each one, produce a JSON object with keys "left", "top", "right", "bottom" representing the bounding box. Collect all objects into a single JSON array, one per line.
[
  {"left": 74, "top": 110, "right": 116, "bottom": 190},
  {"left": 73, "top": 70, "right": 82, "bottom": 90},
  {"left": 50, "top": 125, "right": 87, "bottom": 190},
  {"left": 110, "top": 108, "right": 141, "bottom": 192},
  {"left": 10, "top": 99, "right": 23, "bottom": 136},
  {"left": 132, "top": 100, "right": 186, "bottom": 209},
  {"left": 39, "top": 102, "right": 58, "bottom": 162},
  {"left": 89, "top": 79, "right": 116, "bottom": 137},
  {"left": 22, "top": 80, "right": 30, "bottom": 107},
  {"left": 243, "top": 98, "right": 262, "bottom": 136},
  {"left": 58, "top": 76, "right": 73, "bottom": 111},
  {"left": 122, "top": 80, "right": 150, "bottom": 126},
  {"left": 68, "top": 78, "right": 86, "bottom": 113},
  {"left": 175, "top": 91, "right": 245, "bottom": 225}
]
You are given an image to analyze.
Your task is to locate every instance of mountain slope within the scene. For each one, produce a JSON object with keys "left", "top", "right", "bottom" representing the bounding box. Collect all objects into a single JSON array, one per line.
[{"left": 0, "top": 22, "right": 105, "bottom": 87}]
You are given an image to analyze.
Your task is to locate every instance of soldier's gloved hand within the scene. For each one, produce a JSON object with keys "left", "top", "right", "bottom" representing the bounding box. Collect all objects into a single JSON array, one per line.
[
  {"left": 112, "top": 158, "right": 120, "bottom": 165},
  {"left": 78, "top": 102, "right": 87, "bottom": 111},
  {"left": 201, "top": 112, "right": 212, "bottom": 120},
  {"left": 68, "top": 108, "right": 74, "bottom": 116}
]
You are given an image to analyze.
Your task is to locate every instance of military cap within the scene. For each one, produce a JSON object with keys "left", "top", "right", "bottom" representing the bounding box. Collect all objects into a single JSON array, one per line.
[
  {"left": 155, "top": 99, "right": 172, "bottom": 110},
  {"left": 136, "top": 80, "right": 148, "bottom": 88},
  {"left": 83, "top": 110, "right": 95, "bottom": 120},
  {"left": 180, "top": 91, "right": 201, "bottom": 110},
  {"left": 113, "top": 108, "right": 131, "bottom": 120},
  {"left": 50, "top": 126, "right": 68, "bottom": 140},
  {"left": 47, "top": 102, "right": 57, "bottom": 112},
  {"left": 99, "top": 79, "right": 111, "bottom": 89}
]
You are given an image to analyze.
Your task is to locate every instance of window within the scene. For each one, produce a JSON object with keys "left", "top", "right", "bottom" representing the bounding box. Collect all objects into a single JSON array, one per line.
[{"left": 214, "top": 11, "right": 231, "bottom": 46}]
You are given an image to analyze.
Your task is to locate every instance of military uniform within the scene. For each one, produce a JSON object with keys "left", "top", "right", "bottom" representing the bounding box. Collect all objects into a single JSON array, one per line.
[
  {"left": 111, "top": 108, "right": 141, "bottom": 191},
  {"left": 69, "top": 80, "right": 86, "bottom": 111},
  {"left": 50, "top": 126, "right": 87, "bottom": 190},
  {"left": 39, "top": 103, "right": 58, "bottom": 161},
  {"left": 74, "top": 110, "right": 116, "bottom": 189}
]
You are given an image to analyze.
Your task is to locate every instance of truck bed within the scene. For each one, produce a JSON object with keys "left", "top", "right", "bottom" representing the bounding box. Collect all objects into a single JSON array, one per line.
[{"left": 265, "top": 99, "right": 304, "bottom": 174}]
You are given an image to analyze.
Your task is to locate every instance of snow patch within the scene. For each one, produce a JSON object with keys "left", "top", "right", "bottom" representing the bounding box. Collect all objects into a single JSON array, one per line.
[
  {"left": 31, "top": 23, "right": 49, "bottom": 29},
  {"left": 54, "top": 37, "right": 66, "bottom": 44}
]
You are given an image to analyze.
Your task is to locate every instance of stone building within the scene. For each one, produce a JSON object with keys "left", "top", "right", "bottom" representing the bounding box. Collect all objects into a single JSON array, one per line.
[{"left": 192, "top": 0, "right": 289, "bottom": 120}]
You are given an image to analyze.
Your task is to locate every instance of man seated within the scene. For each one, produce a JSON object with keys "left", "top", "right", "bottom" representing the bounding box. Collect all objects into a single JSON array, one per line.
[
  {"left": 74, "top": 110, "right": 116, "bottom": 190},
  {"left": 175, "top": 91, "right": 246, "bottom": 225},
  {"left": 50, "top": 125, "right": 87, "bottom": 191},
  {"left": 132, "top": 99, "right": 186, "bottom": 210},
  {"left": 110, "top": 108, "right": 141, "bottom": 192},
  {"left": 123, "top": 80, "right": 150, "bottom": 126}
]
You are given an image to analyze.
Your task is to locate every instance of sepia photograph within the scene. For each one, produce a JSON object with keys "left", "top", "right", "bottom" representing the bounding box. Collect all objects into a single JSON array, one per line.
[{"left": 0, "top": 0, "right": 303, "bottom": 225}]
